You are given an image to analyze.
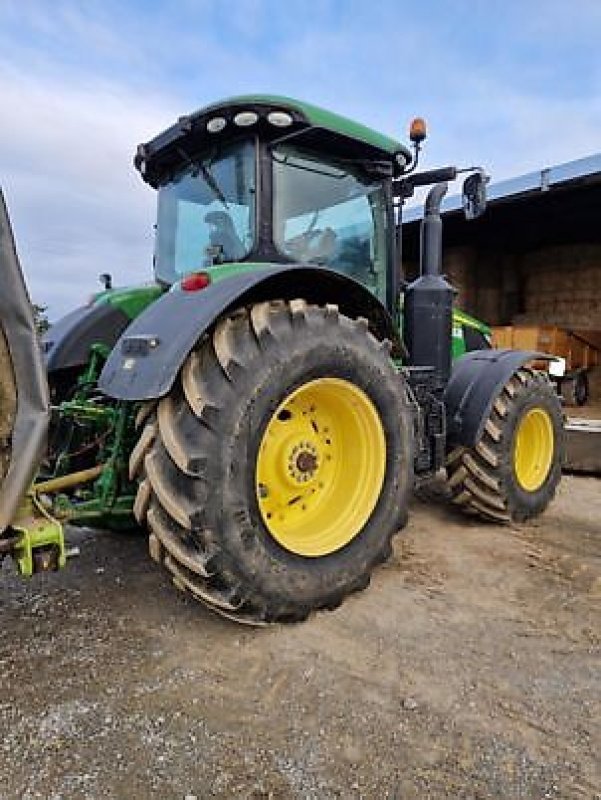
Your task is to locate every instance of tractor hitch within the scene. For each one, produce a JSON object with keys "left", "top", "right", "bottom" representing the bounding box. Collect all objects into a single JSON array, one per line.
[{"left": 0, "top": 496, "right": 65, "bottom": 576}]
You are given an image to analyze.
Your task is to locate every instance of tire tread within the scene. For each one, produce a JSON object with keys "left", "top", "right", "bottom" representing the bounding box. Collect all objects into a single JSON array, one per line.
[
  {"left": 131, "top": 301, "right": 413, "bottom": 624},
  {"left": 447, "top": 367, "right": 563, "bottom": 523}
]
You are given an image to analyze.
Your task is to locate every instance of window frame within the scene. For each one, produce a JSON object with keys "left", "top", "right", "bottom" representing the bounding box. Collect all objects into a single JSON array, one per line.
[
  {"left": 269, "top": 143, "right": 392, "bottom": 303},
  {"left": 153, "top": 136, "right": 262, "bottom": 285}
]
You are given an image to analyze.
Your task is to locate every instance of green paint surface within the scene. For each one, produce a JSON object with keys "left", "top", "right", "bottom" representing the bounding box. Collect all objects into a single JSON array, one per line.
[
  {"left": 453, "top": 307, "right": 491, "bottom": 334},
  {"left": 204, "top": 261, "right": 272, "bottom": 283},
  {"left": 452, "top": 321, "right": 467, "bottom": 359},
  {"left": 94, "top": 283, "right": 164, "bottom": 320},
  {"left": 193, "top": 95, "right": 411, "bottom": 160},
  {"left": 452, "top": 308, "right": 491, "bottom": 360}
]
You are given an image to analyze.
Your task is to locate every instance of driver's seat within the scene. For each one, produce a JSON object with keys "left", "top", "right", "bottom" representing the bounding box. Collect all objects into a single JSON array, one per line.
[{"left": 205, "top": 211, "right": 246, "bottom": 261}]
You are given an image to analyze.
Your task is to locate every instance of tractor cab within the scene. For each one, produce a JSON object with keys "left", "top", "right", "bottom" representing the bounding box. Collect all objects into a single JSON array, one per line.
[{"left": 138, "top": 96, "right": 411, "bottom": 311}]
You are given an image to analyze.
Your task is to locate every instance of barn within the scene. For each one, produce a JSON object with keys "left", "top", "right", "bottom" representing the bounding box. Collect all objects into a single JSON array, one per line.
[{"left": 402, "top": 153, "right": 601, "bottom": 471}]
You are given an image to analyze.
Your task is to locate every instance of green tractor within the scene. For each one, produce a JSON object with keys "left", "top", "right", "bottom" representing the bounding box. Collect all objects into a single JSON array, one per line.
[{"left": 0, "top": 96, "right": 563, "bottom": 623}]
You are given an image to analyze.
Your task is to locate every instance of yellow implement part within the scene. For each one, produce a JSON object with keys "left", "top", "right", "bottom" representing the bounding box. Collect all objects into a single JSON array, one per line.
[
  {"left": 513, "top": 408, "right": 554, "bottom": 492},
  {"left": 255, "top": 377, "right": 386, "bottom": 557},
  {"left": 9, "top": 494, "right": 65, "bottom": 576},
  {"left": 33, "top": 464, "right": 104, "bottom": 495}
]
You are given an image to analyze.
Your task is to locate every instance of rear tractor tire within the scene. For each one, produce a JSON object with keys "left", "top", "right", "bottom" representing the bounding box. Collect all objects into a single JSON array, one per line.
[
  {"left": 130, "top": 300, "right": 414, "bottom": 624},
  {"left": 446, "top": 367, "right": 563, "bottom": 523}
]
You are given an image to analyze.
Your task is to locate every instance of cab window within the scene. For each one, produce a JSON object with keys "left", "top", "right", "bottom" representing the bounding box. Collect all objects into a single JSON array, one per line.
[{"left": 272, "top": 146, "right": 388, "bottom": 299}]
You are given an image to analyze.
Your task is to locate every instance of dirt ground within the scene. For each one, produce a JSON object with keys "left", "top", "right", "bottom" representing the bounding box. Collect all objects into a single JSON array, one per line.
[{"left": 1, "top": 475, "right": 599, "bottom": 800}]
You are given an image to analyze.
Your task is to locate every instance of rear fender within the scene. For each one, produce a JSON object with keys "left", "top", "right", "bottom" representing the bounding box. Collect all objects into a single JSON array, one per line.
[
  {"left": 43, "top": 303, "right": 130, "bottom": 373},
  {"left": 99, "top": 265, "right": 398, "bottom": 402},
  {"left": 0, "top": 190, "right": 49, "bottom": 533},
  {"left": 445, "top": 348, "right": 554, "bottom": 448}
]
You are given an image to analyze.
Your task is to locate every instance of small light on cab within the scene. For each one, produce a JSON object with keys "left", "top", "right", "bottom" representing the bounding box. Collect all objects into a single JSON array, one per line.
[
  {"left": 267, "top": 111, "right": 293, "bottom": 127},
  {"left": 207, "top": 117, "right": 227, "bottom": 133},
  {"left": 234, "top": 111, "right": 259, "bottom": 127},
  {"left": 409, "top": 117, "right": 427, "bottom": 144},
  {"left": 181, "top": 272, "right": 212, "bottom": 292}
]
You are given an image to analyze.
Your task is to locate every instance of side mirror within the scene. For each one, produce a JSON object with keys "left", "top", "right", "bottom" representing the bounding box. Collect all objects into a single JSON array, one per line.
[
  {"left": 462, "top": 172, "right": 488, "bottom": 220},
  {"left": 99, "top": 273, "right": 112, "bottom": 290}
]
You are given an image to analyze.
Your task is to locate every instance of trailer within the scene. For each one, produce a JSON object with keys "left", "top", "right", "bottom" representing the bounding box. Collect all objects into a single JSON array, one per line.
[{"left": 491, "top": 324, "right": 601, "bottom": 405}]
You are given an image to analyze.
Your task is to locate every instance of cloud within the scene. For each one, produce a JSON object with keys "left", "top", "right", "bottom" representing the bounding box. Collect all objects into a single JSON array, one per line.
[
  {"left": 0, "top": 0, "right": 599, "bottom": 320},
  {"left": 0, "top": 61, "right": 179, "bottom": 319}
]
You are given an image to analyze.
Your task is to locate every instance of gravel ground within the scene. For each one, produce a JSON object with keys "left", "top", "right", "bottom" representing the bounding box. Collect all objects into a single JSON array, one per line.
[{"left": 1, "top": 475, "right": 599, "bottom": 799}]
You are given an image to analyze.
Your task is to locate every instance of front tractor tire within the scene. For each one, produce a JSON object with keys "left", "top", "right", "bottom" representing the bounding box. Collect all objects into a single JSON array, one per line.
[
  {"left": 447, "top": 367, "right": 564, "bottom": 523},
  {"left": 130, "top": 300, "right": 413, "bottom": 624}
]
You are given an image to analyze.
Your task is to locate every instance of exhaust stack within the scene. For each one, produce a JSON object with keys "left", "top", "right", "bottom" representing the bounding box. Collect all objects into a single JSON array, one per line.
[{"left": 402, "top": 183, "right": 454, "bottom": 390}]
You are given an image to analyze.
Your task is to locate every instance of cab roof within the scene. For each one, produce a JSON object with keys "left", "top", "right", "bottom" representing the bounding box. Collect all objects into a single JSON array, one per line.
[{"left": 135, "top": 94, "right": 412, "bottom": 187}]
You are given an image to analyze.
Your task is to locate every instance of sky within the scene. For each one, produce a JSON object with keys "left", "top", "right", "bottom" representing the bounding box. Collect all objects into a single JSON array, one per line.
[{"left": 1, "top": 0, "right": 600, "bottom": 319}]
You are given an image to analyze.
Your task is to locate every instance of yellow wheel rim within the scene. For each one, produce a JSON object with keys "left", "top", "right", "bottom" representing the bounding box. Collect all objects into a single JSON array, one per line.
[
  {"left": 513, "top": 407, "right": 554, "bottom": 492},
  {"left": 255, "top": 378, "right": 386, "bottom": 557}
]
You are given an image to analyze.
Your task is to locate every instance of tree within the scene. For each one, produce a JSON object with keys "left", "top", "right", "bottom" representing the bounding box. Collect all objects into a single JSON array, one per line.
[{"left": 32, "top": 303, "right": 50, "bottom": 336}]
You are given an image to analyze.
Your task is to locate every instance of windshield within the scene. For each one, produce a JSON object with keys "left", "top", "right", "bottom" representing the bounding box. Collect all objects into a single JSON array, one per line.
[
  {"left": 272, "top": 146, "right": 388, "bottom": 299},
  {"left": 154, "top": 140, "right": 256, "bottom": 284}
]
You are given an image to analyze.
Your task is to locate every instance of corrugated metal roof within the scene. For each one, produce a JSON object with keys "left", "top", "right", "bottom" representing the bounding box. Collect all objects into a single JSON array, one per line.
[{"left": 403, "top": 152, "right": 601, "bottom": 223}]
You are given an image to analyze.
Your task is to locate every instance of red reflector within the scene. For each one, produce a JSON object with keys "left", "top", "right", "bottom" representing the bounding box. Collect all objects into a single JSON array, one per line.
[{"left": 181, "top": 272, "right": 211, "bottom": 292}]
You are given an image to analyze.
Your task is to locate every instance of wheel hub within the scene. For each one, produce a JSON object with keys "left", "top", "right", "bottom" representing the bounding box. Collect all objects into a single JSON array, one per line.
[{"left": 288, "top": 442, "right": 319, "bottom": 482}]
